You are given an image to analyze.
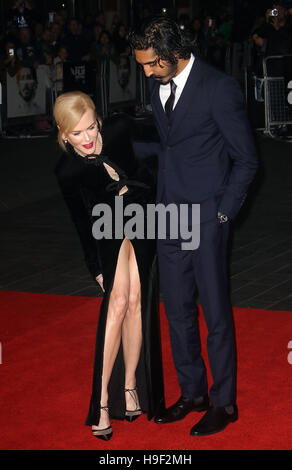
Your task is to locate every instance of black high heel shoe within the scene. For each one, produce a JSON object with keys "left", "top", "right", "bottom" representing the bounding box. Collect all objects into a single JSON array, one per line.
[
  {"left": 125, "top": 387, "right": 142, "bottom": 422},
  {"left": 92, "top": 406, "right": 113, "bottom": 440}
]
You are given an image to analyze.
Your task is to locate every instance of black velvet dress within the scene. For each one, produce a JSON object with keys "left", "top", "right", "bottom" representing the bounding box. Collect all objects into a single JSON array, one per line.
[{"left": 54, "top": 115, "right": 165, "bottom": 426}]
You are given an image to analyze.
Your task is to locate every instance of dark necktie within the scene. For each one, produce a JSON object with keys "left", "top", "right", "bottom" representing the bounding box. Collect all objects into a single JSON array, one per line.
[{"left": 164, "top": 80, "right": 177, "bottom": 118}]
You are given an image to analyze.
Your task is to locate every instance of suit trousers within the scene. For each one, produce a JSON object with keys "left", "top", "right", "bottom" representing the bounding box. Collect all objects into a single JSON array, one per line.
[{"left": 157, "top": 218, "right": 236, "bottom": 407}]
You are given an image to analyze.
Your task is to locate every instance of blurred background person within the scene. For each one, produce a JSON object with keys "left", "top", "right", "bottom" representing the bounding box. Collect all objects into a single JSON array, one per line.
[
  {"left": 189, "top": 17, "right": 205, "bottom": 56},
  {"left": 112, "top": 23, "right": 130, "bottom": 57},
  {"left": 16, "top": 26, "right": 41, "bottom": 68},
  {"left": 0, "top": 37, "right": 22, "bottom": 128},
  {"left": 95, "top": 10, "right": 106, "bottom": 29},
  {"left": 256, "top": 2, "right": 292, "bottom": 57},
  {"left": 33, "top": 21, "right": 44, "bottom": 48},
  {"left": 201, "top": 15, "right": 219, "bottom": 57},
  {"left": 109, "top": 13, "right": 120, "bottom": 36},
  {"left": 8, "top": 0, "right": 34, "bottom": 33},
  {"left": 53, "top": 44, "right": 68, "bottom": 96},
  {"left": 89, "top": 29, "right": 113, "bottom": 62},
  {"left": 0, "top": 37, "right": 22, "bottom": 85},
  {"left": 206, "top": 33, "right": 227, "bottom": 71},
  {"left": 51, "top": 22, "right": 64, "bottom": 56},
  {"left": 63, "top": 18, "right": 90, "bottom": 62},
  {"left": 218, "top": 14, "right": 234, "bottom": 45},
  {"left": 39, "top": 27, "right": 54, "bottom": 64}
]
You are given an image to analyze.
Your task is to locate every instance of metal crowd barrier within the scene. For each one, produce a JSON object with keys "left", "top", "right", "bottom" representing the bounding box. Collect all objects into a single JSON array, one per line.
[{"left": 262, "top": 55, "right": 292, "bottom": 139}]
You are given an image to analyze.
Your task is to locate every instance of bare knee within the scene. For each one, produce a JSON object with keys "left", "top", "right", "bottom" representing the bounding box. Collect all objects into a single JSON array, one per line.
[
  {"left": 127, "top": 290, "right": 141, "bottom": 317},
  {"left": 108, "top": 292, "right": 129, "bottom": 322}
]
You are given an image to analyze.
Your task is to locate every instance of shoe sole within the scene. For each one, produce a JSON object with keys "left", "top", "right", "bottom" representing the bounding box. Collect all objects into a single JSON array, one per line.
[
  {"left": 125, "top": 411, "right": 142, "bottom": 422},
  {"left": 92, "top": 425, "right": 113, "bottom": 440},
  {"left": 93, "top": 431, "right": 113, "bottom": 441},
  {"left": 190, "top": 416, "right": 238, "bottom": 436}
]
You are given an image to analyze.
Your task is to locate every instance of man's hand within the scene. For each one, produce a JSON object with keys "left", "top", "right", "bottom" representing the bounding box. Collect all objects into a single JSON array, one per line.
[
  {"left": 265, "top": 9, "right": 272, "bottom": 23},
  {"left": 270, "top": 16, "right": 281, "bottom": 30},
  {"left": 252, "top": 33, "right": 264, "bottom": 47}
]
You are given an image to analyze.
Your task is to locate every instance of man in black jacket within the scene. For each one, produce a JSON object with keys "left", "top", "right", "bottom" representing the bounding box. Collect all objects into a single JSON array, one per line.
[{"left": 130, "top": 15, "right": 258, "bottom": 436}]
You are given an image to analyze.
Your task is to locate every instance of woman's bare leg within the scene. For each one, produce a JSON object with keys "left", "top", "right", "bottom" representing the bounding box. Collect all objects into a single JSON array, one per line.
[
  {"left": 122, "top": 242, "right": 142, "bottom": 411},
  {"left": 92, "top": 239, "right": 131, "bottom": 430}
]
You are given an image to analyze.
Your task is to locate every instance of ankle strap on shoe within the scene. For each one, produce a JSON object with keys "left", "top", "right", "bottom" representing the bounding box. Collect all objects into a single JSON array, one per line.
[
  {"left": 125, "top": 387, "right": 139, "bottom": 408},
  {"left": 125, "top": 387, "right": 138, "bottom": 392},
  {"left": 100, "top": 405, "right": 109, "bottom": 414}
]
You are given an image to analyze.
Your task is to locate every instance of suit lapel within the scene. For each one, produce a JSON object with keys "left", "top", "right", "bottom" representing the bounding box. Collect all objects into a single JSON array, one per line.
[{"left": 149, "top": 78, "right": 169, "bottom": 141}]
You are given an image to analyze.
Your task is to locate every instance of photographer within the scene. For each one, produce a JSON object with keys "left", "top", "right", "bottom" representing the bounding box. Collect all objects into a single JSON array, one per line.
[{"left": 255, "top": 2, "right": 292, "bottom": 75}]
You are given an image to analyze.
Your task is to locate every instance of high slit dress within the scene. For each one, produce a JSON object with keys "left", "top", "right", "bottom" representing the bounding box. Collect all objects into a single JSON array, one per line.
[{"left": 55, "top": 115, "right": 165, "bottom": 426}]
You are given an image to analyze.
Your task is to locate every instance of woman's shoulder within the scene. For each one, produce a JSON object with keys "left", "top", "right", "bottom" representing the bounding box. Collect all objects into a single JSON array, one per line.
[{"left": 54, "top": 151, "right": 83, "bottom": 184}]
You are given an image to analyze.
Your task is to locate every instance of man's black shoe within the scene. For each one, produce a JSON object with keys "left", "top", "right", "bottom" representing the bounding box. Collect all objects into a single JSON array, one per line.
[
  {"left": 190, "top": 405, "right": 238, "bottom": 436},
  {"left": 154, "top": 395, "right": 209, "bottom": 424}
]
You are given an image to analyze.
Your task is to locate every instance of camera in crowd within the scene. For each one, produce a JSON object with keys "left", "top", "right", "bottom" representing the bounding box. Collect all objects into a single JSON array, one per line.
[{"left": 269, "top": 9, "right": 278, "bottom": 16}]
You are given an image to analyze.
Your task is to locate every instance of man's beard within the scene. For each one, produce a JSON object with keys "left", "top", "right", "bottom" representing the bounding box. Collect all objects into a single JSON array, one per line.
[{"left": 152, "top": 63, "right": 178, "bottom": 85}]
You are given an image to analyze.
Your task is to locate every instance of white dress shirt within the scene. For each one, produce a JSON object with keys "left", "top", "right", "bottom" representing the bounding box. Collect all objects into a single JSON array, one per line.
[{"left": 159, "top": 54, "right": 195, "bottom": 111}]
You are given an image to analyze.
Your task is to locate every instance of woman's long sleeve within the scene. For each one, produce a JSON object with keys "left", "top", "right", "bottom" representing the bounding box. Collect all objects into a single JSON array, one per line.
[{"left": 56, "top": 173, "right": 102, "bottom": 279}]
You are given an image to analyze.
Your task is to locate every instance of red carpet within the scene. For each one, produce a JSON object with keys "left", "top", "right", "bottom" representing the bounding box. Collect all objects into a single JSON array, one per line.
[{"left": 0, "top": 290, "right": 292, "bottom": 450}]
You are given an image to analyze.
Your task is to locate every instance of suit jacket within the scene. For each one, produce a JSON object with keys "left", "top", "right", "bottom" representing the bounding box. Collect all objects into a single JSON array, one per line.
[{"left": 135, "top": 57, "right": 258, "bottom": 223}]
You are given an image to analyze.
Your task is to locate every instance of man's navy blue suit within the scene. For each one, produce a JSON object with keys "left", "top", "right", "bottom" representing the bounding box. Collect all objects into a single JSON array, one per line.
[{"left": 135, "top": 56, "right": 258, "bottom": 407}]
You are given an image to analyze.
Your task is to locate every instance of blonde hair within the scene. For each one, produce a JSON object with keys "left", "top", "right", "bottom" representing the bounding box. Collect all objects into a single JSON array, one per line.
[{"left": 53, "top": 91, "right": 102, "bottom": 151}]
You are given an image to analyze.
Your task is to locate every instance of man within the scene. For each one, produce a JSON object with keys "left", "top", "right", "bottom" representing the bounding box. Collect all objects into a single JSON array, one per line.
[
  {"left": 254, "top": 2, "right": 292, "bottom": 76},
  {"left": 16, "top": 27, "right": 41, "bottom": 68},
  {"left": 63, "top": 18, "right": 90, "bottom": 62},
  {"left": 129, "top": 15, "right": 258, "bottom": 436},
  {"left": 8, "top": 0, "right": 33, "bottom": 31}
]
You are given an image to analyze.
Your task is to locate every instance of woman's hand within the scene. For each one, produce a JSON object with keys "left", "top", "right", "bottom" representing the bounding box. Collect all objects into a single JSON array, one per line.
[{"left": 96, "top": 273, "right": 105, "bottom": 293}]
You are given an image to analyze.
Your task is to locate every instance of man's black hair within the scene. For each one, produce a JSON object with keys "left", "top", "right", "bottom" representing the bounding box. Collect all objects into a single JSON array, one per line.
[{"left": 128, "top": 15, "right": 192, "bottom": 64}]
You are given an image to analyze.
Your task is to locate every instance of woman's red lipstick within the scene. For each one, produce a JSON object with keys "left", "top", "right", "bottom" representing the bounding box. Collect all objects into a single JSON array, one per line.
[{"left": 82, "top": 142, "right": 94, "bottom": 149}]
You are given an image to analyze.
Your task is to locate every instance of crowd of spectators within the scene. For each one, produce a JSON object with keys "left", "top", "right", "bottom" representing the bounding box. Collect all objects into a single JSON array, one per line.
[
  {"left": 177, "top": 1, "right": 292, "bottom": 73},
  {"left": 0, "top": 0, "right": 133, "bottom": 100},
  {"left": 0, "top": 0, "right": 292, "bottom": 129},
  {"left": 1, "top": 1, "right": 291, "bottom": 79},
  {"left": 1, "top": 1, "right": 292, "bottom": 82},
  {"left": 0, "top": 1, "right": 135, "bottom": 130}
]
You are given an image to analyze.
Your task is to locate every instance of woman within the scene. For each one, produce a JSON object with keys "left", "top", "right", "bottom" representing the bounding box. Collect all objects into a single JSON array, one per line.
[
  {"left": 89, "top": 29, "right": 113, "bottom": 62},
  {"left": 53, "top": 91, "right": 164, "bottom": 440}
]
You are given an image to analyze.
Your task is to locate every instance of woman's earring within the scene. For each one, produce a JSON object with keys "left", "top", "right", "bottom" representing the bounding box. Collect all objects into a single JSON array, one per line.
[{"left": 64, "top": 139, "right": 68, "bottom": 144}]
